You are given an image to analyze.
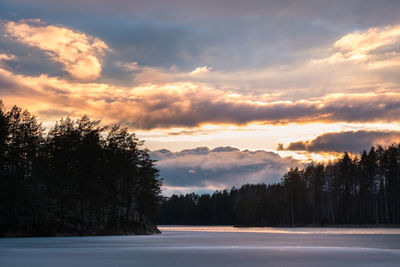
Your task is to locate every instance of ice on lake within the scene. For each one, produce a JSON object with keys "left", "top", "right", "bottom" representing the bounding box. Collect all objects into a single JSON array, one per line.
[{"left": 1, "top": 226, "right": 400, "bottom": 267}]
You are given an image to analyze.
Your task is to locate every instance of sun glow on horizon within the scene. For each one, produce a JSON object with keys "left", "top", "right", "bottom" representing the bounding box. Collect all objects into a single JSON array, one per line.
[{"left": 2, "top": 4, "right": 400, "bottom": 194}]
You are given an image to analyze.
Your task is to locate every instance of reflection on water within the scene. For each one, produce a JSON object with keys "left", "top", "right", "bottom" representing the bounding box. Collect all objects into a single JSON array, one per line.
[{"left": 159, "top": 226, "right": 400, "bottom": 235}]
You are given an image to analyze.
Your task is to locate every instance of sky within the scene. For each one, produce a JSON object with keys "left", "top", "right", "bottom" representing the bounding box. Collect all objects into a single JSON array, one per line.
[{"left": 1, "top": 0, "right": 400, "bottom": 195}]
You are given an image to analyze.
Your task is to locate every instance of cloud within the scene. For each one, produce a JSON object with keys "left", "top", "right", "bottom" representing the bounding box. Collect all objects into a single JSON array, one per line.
[
  {"left": 180, "top": 23, "right": 400, "bottom": 100},
  {"left": 116, "top": 61, "right": 139, "bottom": 72},
  {"left": 6, "top": 0, "right": 400, "bottom": 24},
  {"left": 1, "top": 19, "right": 400, "bottom": 131},
  {"left": 190, "top": 66, "right": 212, "bottom": 75},
  {"left": 316, "top": 24, "right": 400, "bottom": 69},
  {"left": 4, "top": 19, "right": 110, "bottom": 80},
  {"left": 1, "top": 61, "right": 400, "bottom": 130},
  {"left": 101, "top": 89, "right": 400, "bottom": 129},
  {"left": 0, "top": 53, "right": 16, "bottom": 61},
  {"left": 279, "top": 130, "right": 400, "bottom": 153},
  {"left": 3, "top": 1, "right": 400, "bottom": 82},
  {"left": 150, "top": 146, "right": 300, "bottom": 191},
  {"left": 0, "top": 53, "right": 16, "bottom": 69}
]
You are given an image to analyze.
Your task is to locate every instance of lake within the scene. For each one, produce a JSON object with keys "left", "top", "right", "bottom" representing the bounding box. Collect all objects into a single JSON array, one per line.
[{"left": 1, "top": 226, "right": 400, "bottom": 266}]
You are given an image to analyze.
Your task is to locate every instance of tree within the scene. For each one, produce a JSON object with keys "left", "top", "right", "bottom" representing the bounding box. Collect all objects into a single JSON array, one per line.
[
  {"left": 0, "top": 100, "right": 162, "bottom": 236},
  {"left": 158, "top": 148, "right": 400, "bottom": 227}
]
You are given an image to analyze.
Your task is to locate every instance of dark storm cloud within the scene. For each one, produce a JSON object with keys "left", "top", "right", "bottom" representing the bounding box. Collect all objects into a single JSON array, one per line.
[
  {"left": 280, "top": 131, "right": 400, "bottom": 153},
  {"left": 150, "top": 146, "right": 300, "bottom": 188}
]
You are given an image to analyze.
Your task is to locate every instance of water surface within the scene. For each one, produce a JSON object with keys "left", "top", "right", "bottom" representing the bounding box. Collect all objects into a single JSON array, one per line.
[
  {"left": 1, "top": 226, "right": 400, "bottom": 266},
  {"left": 160, "top": 225, "right": 400, "bottom": 234}
]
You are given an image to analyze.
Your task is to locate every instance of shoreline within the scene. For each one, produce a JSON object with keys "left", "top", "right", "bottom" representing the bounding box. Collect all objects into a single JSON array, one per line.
[
  {"left": 234, "top": 224, "right": 400, "bottom": 228},
  {"left": 159, "top": 224, "right": 400, "bottom": 228}
]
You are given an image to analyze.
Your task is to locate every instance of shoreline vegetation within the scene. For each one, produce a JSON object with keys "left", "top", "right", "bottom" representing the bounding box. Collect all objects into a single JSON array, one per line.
[
  {"left": 0, "top": 100, "right": 162, "bottom": 237},
  {"left": 158, "top": 145, "right": 400, "bottom": 227},
  {"left": 2, "top": 212, "right": 161, "bottom": 238},
  {"left": 2, "top": 100, "right": 400, "bottom": 237}
]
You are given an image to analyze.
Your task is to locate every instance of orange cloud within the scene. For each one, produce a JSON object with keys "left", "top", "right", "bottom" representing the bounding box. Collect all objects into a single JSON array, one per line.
[
  {"left": 1, "top": 61, "right": 400, "bottom": 130},
  {"left": 0, "top": 53, "right": 16, "bottom": 61},
  {"left": 5, "top": 19, "right": 110, "bottom": 80},
  {"left": 316, "top": 24, "right": 400, "bottom": 68}
]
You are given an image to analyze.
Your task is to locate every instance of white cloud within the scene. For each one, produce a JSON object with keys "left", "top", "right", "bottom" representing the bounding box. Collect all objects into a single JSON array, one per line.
[
  {"left": 317, "top": 24, "right": 400, "bottom": 68},
  {"left": 151, "top": 147, "right": 301, "bottom": 190},
  {"left": 190, "top": 66, "right": 212, "bottom": 75}
]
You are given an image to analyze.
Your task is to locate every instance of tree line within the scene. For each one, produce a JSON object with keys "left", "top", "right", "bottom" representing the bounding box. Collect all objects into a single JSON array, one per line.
[
  {"left": 0, "top": 100, "right": 162, "bottom": 236},
  {"left": 158, "top": 146, "right": 400, "bottom": 226}
]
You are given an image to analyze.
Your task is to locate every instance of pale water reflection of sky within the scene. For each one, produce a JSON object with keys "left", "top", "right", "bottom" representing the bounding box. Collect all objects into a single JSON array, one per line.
[{"left": 159, "top": 226, "right": 400, "bottom": 235}]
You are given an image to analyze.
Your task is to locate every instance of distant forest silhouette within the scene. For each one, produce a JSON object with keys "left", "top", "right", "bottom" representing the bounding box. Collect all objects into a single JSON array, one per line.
[
  {"left": 0, "top": 100, "right": 162, "bottom": 236},
  {"left": 158, "top": 146, "right": 400, "bottom": 226},
  {"left": 2, "top": 100, "right": 400, "bottom": 236}
]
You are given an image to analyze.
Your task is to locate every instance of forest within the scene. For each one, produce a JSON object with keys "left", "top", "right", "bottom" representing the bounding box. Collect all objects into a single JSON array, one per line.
[
  {"left": 2, "top": 99, "right": 400, "bottom": 236},
  {"left": 158, "top": 145, "right": 400, "bottom": 226},
  {"left": 0, "top": 100, "right": 162, "bottom": 236}
]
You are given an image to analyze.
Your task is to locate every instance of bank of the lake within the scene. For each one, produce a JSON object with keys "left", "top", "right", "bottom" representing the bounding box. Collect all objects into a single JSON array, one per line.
[{"left": 1, "top": 226, "right": 400, "bottom": 267}]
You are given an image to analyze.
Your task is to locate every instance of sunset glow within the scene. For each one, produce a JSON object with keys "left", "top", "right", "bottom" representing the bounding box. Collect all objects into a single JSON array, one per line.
[{"left": 1, "top": 0, "right": 400, "bottom": 194}]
